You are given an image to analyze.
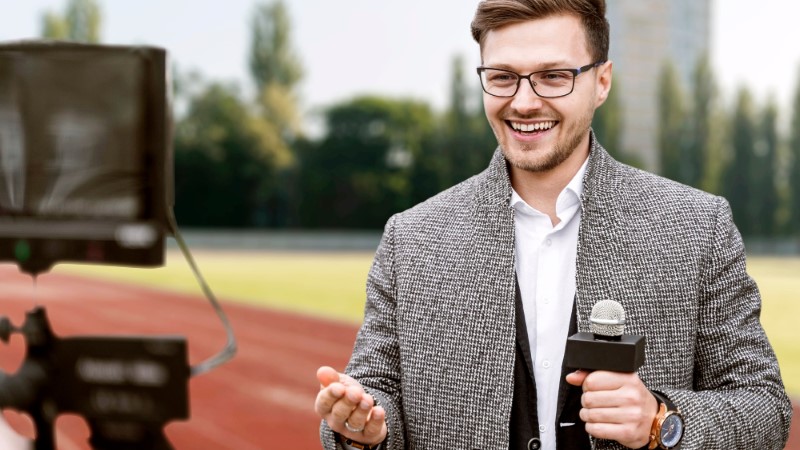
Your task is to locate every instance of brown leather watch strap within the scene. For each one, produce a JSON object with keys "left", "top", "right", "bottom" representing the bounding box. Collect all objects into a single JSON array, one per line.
[
  {"left": 340, "top": 435, "right": 379, "bottom": 450},
  {"left": 649, "top": 402, "right": 668, "bottom": 449}
]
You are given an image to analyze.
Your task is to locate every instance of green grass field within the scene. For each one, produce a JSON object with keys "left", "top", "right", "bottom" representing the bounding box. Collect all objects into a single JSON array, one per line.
[
  {"left": 54, "top": 251, "right": 799, "bottom": 395},
  {"left": 745, "top": 257, "right": 800, "bottom": 397},
  {"left": 56, "top": 249, "right": 375, "bottom": 323}
]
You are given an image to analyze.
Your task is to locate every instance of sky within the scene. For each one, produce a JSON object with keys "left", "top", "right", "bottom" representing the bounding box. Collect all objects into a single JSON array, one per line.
[{"left": 1, "top": 0, "right": 799, "bottom": 120}]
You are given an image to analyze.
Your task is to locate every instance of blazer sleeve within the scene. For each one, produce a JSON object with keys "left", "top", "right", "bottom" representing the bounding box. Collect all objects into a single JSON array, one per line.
[
  {"left": 659, "top": 197, "right": 792, "bottom": 449},
  {"left": 320, "top": 215, "right": 406, "bottom": 450}
]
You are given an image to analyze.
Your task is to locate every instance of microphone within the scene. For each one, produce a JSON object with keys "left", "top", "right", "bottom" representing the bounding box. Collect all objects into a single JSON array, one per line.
[{"left": 564, "top": 300, "right": 646, "bottom": 372}]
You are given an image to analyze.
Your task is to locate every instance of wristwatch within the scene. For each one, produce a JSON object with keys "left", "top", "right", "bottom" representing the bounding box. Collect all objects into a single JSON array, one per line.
[
  {"left": 648, "top": 391, "right": 684, "bottom": 449},
  {"left": 340, "top": 436, "right": 379, "bottom": 450}
]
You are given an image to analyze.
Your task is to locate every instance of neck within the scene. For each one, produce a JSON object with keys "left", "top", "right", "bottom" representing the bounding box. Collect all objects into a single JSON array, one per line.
[{"left": 509, "top": 141, "right": 590, "bottom": 224}]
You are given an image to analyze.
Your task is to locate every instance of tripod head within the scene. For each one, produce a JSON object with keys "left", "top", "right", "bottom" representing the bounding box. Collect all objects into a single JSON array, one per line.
[{"left": 0, "top": 307, "right": 189, "bottom": 450}]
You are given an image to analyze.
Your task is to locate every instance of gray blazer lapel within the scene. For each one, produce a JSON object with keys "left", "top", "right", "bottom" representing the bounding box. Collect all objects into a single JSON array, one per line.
[
  {"left": 576, "top": 137, "right": 627, "bottom": 331},
  {"left": 471, "top": 149, "right": 515, "bottom": 277},
  {"left": 469, "top": 148, "right": 518, "bottom": 431}
]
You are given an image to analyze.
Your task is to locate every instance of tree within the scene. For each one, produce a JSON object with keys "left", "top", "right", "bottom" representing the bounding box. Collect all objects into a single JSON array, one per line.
[
  {"left": 40, "top": 0, "right": 101, "bottom": 43},
  {"left": 41, "top": 12, "right": 68, "bottom": 40},
  {"left": 789, "top": 65, "right": 800, "bottom": 235},
  {"left": 249, "top": 1, "right": 303, "bottom": 92},
  {"left": 592, "top": 76, "right": 625, "bottom": 162},
  {"left": 296, "top": 96, "right": 436, "bottom": 228},
  {"left": 173, "top": 83, "right": 291, "bottom": 227},
  {"left": 751, "top": 98, "right": 780, "bottom": 236},
  {"left": 239, "top": 0, "right": 306, "bottom": 228},
  {"left": 437, "top": 55, "right": 469, "bottom": 187},
  {"left": 448, "top": 55, "right": 469, "bottom": 127},
  {"left": 686, "top": 52, "right": 715, "bottom": 189},
  {"left": 248, "top": 1, "right": 303, "bottom": 138},
  {"left": 657, "top": 61, "right": 689, "bottom": 182},
  {"left": 246, "top": 1, "right": 304, "bottom": 226},
  {"left": 436, "top": 54, "right": 497, "bottom": 191},
  {"left": 723, "top": 87, "right": 758, "bottom": 236}
]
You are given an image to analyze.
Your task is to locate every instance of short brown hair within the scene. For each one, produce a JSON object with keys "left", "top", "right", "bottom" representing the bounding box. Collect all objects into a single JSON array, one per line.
[{"left": 471, "top": 0, "right": 609, "bottom": 62}]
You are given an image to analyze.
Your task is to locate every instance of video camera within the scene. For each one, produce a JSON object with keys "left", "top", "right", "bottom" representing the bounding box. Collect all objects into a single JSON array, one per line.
[{"left": 0, "top": 41, "right": 234, "bottom": 449}]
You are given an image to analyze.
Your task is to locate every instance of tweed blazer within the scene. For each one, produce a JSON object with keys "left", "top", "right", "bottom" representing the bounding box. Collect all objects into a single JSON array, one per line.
[{"left": 320, "top": 136, "right": 792, "bottom": 450}]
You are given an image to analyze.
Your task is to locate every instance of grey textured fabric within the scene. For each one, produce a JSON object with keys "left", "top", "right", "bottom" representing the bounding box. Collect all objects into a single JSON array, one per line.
[{"left": 320, "top": 136, "right": 792, "bottom": 450}]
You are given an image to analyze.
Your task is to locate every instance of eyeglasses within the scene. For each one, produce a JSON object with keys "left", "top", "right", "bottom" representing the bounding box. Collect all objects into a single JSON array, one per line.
[{"left": 477, "top": 61, "right": 605, "bottom": 98}]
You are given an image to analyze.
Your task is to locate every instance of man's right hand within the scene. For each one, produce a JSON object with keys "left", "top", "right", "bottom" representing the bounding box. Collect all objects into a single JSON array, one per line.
[{"left": 314, "top": 366, "right": 387, "bottom": 446}]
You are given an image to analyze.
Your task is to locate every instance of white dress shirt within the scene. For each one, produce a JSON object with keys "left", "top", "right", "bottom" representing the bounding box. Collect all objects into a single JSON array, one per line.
[{"left": 511, "top": 158, "right": 588, "bottom": 450}]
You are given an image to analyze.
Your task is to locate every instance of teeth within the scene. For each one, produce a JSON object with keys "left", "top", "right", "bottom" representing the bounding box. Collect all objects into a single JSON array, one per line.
[{"left": 511, "top": 121, "right": 556, "bottom": 132}]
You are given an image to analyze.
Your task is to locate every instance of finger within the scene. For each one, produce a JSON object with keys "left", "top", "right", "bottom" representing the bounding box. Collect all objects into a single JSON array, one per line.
[
  {"left": 344, "top": 384, "right": 366, "bottom": 405},
  {"left": 565, "top": 369, "right": 589, "bottom": 387},
  {"left": 582, "top": 370, "right": 632, "bottom": 392},
  {"left": 318, "top": 367, "right": 361, "bottom": 388},
  {"left": 342, "top": 394, "right": 374, "bottom": 435},
  {"left": 317, "top": 366, "right": 342, "bottom": 387},
  {"left": 581, "top": 388, "right": 638, "bottom": 409},
  {"left": 580, "top": 406, "right": 643, "bottom": 425},
  {"left": 361, "top": 405, "right": 388, "bottom": 443},
  {"left": 314, "top": 383, "right": 346, "bottom": 416},
  {"left": 338, "top": 372, "right": 359, "bottom": 387},
  {"left": 329, "top": 384, "right": 365, "bottom": 425}
]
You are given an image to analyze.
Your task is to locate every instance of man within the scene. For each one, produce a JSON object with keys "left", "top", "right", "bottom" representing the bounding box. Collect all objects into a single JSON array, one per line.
[{"left": 314, "top": 0, "right": 793, "bottom": 449}]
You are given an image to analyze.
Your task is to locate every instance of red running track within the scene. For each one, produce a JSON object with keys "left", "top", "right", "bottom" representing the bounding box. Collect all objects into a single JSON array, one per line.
[
  {"left": 0, "top": 265, "right": 797, "bottom": 449},
  {"left": 0, "top": 265, "right": 356, "bottom": 449}
]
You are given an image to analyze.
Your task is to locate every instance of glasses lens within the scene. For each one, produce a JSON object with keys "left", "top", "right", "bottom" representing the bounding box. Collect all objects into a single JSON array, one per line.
[
  {"left": 481, "top": 69, "right": 519, "bottom": 97},
  {"left": 532, "top": 70, "right": 574, "bottom": 97}
]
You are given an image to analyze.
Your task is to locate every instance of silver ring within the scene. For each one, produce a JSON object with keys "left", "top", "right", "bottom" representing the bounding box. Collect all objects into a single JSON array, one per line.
[{"left": 344, "top": 419, "right": 365, "bottom": 433}]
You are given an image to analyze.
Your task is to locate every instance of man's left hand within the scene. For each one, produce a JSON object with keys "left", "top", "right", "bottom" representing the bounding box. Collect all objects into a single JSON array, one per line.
[{"left": 565, "top": 369, "right": 657, "bottom": 449}]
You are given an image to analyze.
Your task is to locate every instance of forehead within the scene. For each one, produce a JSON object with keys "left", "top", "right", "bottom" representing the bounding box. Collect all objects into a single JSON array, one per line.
[{"left": 481, "top": 14, "right": 591, "bottom": 68}]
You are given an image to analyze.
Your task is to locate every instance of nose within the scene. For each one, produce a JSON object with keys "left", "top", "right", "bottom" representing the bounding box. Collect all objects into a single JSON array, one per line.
[{"left": 510, "top": 78, "right": 544, "bottom": 113}]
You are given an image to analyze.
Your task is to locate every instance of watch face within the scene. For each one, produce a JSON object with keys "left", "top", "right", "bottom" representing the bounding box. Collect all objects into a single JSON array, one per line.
[{"left": 660, "top": 413, "right": 684, "bottom": 448}]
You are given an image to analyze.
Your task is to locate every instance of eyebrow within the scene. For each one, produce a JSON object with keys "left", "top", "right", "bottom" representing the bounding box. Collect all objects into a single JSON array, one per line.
[{"left": 482, "top": 61, "right": 575, "bottom": 71}]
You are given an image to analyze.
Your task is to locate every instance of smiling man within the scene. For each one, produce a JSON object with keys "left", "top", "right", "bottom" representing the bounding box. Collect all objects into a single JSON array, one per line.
[{"left": 314, "top": 1, "right": 792, "bottom": 449}]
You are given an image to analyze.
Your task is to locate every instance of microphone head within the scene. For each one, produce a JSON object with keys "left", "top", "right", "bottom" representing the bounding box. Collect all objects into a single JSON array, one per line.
[{"left": 590, "top": 300, "right": 626, "bottom": 337}]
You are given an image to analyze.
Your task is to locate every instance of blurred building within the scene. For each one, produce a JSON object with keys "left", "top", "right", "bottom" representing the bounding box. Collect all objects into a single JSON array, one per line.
[{"left": 606, "top": 0, "right": 711, "bottom": 172}]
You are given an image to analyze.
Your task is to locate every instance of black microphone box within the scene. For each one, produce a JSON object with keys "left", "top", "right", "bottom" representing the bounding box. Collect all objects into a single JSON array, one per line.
[{"left": 565, "top": 332, "right": 645, "bottom": 372}]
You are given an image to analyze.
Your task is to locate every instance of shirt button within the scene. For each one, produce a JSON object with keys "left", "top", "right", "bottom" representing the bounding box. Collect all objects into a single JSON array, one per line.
[
  {"left": 545, "top": 238, "right": 552, "bottom": 246},
  {"left": 542, "top": 360, "right": 551, "bottom": 369},
  {"left": 543, "top": 297, "right": 550, "bottom": 304},
  {"left": 539, "top": 425, "right": 547, "bottom": 433}
]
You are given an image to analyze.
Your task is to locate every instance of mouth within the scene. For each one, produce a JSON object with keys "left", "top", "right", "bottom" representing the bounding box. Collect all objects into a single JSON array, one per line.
[{"left": 506, "top": 120, "right": 558, "bottom": 136}]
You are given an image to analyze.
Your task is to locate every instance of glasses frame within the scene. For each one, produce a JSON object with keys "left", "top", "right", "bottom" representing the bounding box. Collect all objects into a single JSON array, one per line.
[{"left": 476, "top": 61, "right": 606, "bottom": 98}]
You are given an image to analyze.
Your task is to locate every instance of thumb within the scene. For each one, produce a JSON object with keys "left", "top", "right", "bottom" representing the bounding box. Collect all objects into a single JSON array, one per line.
[
  {"left": 316, "top": 366, "right": 342, "bottom": 388},
  {"left": 565, "top": 369, "right": 589, "bottom": 387}
]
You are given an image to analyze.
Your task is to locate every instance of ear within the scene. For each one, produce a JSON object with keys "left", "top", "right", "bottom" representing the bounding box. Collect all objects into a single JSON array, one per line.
[{"left": 594, "top": 60, "right": 613, "bottom": 108}]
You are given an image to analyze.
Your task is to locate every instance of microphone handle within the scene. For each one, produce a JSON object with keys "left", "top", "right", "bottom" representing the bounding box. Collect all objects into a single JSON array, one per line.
[{"left": 564, "top": 332, "right": 646, "bottom": 372}]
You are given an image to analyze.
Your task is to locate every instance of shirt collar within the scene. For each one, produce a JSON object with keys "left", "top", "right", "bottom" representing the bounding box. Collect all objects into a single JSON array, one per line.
[
  {"left": 559, "top": 156, "right": 589, "bottom": 209},
  {"left": 510, "top": 156, "right": 589, "bottom": 214}
]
